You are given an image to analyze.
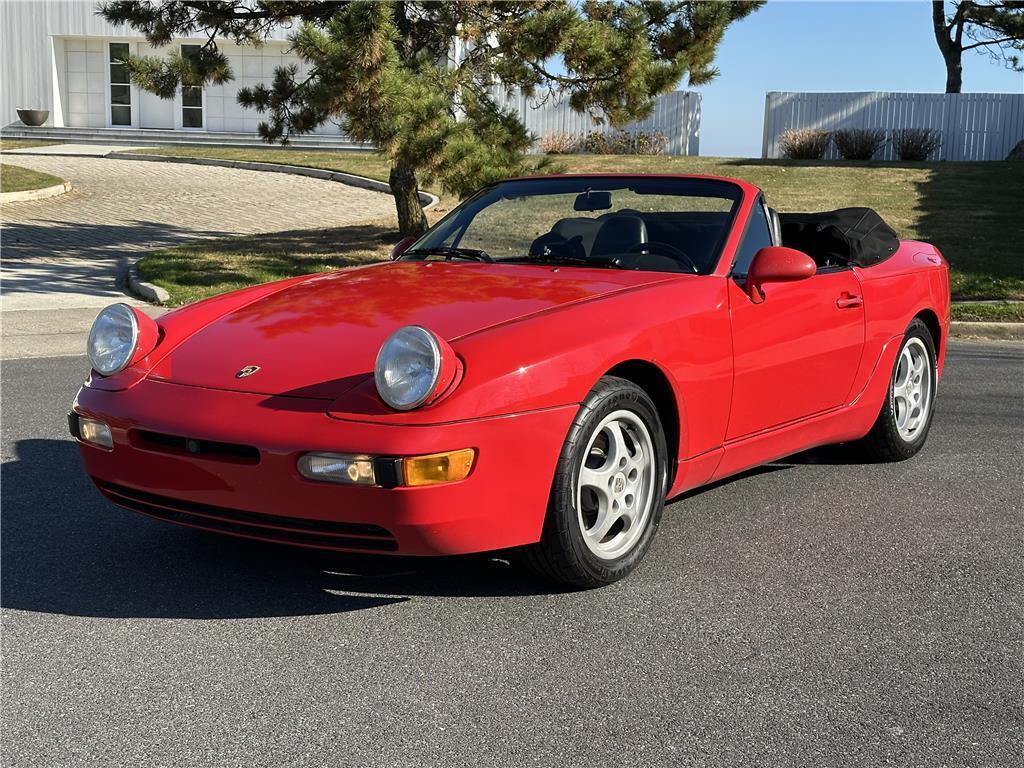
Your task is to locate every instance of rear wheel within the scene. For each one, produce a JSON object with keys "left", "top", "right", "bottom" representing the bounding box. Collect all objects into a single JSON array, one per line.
[
  {"left": 523, "top": 376, "right": 668, "bottom": 588},
  {"left": 860, "top": 318, "right": 937, "bottom": 461}
]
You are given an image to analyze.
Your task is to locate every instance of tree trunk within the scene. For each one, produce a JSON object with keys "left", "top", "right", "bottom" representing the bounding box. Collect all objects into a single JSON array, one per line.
[
  {"left": 388, "top": 4, "right": 427, "bottom": 237},
  {"left": 932, "top": 0, "right": 964, "bottom": 93},
  {"left": 389, "top": 159, "right": 428, "bottom": 237},
  {"left": 943, "top": 57, "right": 963, "bottom": 93}
]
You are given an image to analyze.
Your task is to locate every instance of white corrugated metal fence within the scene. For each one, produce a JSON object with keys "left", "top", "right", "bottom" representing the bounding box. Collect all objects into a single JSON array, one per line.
[
  {"left": 493, "top": 88, "right": 701, "bottom": 156},
  {"left": 762, "top": 91, "right": 1024, "bottom": 161}
]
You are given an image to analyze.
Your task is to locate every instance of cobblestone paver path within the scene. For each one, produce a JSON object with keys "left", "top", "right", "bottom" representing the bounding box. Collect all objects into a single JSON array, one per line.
[{"left": 1, "top": 155, "right": 394, "bottom": 311}]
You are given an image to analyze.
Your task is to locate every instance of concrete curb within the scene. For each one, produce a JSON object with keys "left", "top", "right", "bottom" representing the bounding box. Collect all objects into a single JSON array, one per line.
[
  {"left": 127, "top": 258, "right": 170, "bottom": 305},
  {"left": 0, "top": 180, "right": 71, "bottom": 203},
  {"left": 950, "top": 321, "right": 1024, "bottom": 341},
  {"left": 111, "top": 152, "right": 440, "bottom": 210}
]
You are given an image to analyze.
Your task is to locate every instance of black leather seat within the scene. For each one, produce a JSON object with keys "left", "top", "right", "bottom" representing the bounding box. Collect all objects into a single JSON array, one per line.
[
  {"left": 591, "top": 215, "right": 648, "bottom": 257},
  {"left": 529, "top": 217, "right": 603, "bottom": 257}
]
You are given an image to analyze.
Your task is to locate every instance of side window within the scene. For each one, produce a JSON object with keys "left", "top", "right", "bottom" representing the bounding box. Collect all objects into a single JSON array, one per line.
[{"left": 731, "top": 202, "right": 773, "bottom": 277}]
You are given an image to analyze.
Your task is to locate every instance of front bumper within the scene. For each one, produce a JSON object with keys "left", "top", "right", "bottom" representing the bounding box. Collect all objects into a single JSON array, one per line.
[{"left": 72, "top": 378, "right": 576, "bottom": 556}]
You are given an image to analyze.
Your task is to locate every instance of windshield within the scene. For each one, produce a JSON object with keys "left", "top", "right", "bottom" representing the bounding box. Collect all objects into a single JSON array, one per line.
[{"left": 402, "top": 176, "right": 742, "bottom": 274}]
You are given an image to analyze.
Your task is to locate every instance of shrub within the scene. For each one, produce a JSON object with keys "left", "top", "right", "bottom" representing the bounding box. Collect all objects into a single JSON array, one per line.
[
  {"left": 541, "top": 129, "right": 668, "bottom": 155},
  {"left": 778, "top": 128, "right": 832, "bottom": 159},
  {"left": 629, "top": 130, "right": 669, "bottom": 155},
  {"left": 602, "top": 129, "right": 668, "bottom": 155},
  {"left": 893, "top": 128, "right": 942, "bottom": 161},
  {"left": 580, "top": 131, "right": 609, "bottom": 154},
  {"left": 539, "top": 132, "right": 579, "bottom": 154},
  {"left": 834, "top": 128, "right": 887, "bottom": 160}
]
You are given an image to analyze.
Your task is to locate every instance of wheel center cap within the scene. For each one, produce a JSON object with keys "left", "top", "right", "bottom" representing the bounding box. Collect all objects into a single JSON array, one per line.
[{"left": 612, "top": 474, "right": 626, "bottom": 495}]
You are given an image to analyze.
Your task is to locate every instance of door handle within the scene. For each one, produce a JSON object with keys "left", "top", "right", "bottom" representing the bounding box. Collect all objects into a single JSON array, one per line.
[{"left": 836, "top": 292, "right": 863, "bottom": 309}]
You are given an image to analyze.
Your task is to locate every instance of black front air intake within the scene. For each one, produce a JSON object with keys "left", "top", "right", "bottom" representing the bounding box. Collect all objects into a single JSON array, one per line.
[
  {"left": 132, "top": 430, "right": 261, "bottom": 465},
  {"left": 96, "top": 481, "right": 399, "bottom": 552}
]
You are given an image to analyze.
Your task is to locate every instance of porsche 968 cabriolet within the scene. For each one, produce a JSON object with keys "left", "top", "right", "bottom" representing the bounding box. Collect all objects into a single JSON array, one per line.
[{"left": 71, "top": 174, "right": 950, "bottom": 587}]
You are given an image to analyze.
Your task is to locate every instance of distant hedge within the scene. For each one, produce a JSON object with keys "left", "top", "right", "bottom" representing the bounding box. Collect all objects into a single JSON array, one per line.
[
  {"left": 778, "top": 129, "right": 831, "bottom": 160},
  {"left": 777, "top": 127, "right": 945, "bottom": 162},
  {"left": 834, "top": 129, "right": 887, "bottom": 160},
  {"left": 540, "top": 130, "right": 669, "bottom": 155}
]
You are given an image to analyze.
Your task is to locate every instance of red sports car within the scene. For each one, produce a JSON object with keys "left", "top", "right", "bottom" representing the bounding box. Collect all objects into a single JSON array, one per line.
[{"left": 71, "top": 174, "right": 950, "bottom": 587}]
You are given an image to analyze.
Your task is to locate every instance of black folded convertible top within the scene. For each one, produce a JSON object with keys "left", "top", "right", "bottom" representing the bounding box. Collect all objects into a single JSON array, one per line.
[{"left": 778, "top": 207, "right": 899, "bottom": 268}]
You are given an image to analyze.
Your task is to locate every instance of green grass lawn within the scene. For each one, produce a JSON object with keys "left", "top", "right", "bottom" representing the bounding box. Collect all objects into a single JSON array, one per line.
[
  {"left": 0, "top": 138, "right": 62, "bottom": 151},
  {"left": 138, "top": 146, "right": 1023, "bottom": 305},
  {"left": 136, "top": 146, "right": 398, "bottom": 184},
  {"left": 950, "top": 302, "right": 1024, "bottom": 323},
  {"left": 0, "top": 163, "right": 64, "bottom": 193},
  {"left": 141, "top": 224, "right": 398, "bottom": 306}
]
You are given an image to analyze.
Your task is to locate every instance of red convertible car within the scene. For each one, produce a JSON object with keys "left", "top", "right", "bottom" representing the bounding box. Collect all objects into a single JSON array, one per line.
[{"left": 71, "top": 174, "right": 949, "bottom": 587}]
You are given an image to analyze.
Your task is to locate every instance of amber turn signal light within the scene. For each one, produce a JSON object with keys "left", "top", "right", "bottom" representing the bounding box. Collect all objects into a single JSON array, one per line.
[{"left": 401, "top": 448, "right": 476, "bottom": 487}]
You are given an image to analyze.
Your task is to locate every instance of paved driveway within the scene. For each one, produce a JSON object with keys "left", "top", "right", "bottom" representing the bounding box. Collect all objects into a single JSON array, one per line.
[
  {"left": 1, "top": 152, "right": 395, "bottom": 358},
  {"left": 2, "top": 341, "right": 1021, "bottom": 767},
  {"left": 1, "top": 154, "right": 393, "bottom": 311}
]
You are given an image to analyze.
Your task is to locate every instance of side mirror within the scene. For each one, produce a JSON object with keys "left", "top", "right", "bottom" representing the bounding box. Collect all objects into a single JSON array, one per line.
[
  {"left": 391, "top": 235, "right": 418, "bottom": 260},
  {"left": 746, "top": 246, "right": 816, "bottom": 304}
]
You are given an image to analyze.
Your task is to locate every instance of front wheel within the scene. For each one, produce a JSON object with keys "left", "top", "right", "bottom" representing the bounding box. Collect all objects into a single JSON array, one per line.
[
  {"left": 522, "top": 376, "right": 668, "bottom": 588},
  {"left": 860, "top": 318, "right": 938, "bottom": 461}
]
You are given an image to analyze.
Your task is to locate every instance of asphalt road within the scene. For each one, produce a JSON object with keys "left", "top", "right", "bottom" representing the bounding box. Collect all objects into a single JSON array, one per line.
[{"left": 2, "top": 343, "right": 1021, "bottom": 768}]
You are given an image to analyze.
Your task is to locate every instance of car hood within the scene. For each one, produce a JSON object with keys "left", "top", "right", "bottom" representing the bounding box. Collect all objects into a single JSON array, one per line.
[{"left": 147, "top": 261, "right": 676, "bottom": 398}]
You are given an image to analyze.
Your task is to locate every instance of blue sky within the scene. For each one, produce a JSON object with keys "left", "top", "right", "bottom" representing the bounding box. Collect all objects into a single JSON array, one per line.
[{"left": 697, "top": 1, "right": 1024, "bottom": 157}]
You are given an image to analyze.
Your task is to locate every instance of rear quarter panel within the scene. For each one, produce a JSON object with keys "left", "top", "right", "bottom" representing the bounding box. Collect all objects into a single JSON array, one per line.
[{"left": 852, "top": 240, "right": 950, "bottom": 397}]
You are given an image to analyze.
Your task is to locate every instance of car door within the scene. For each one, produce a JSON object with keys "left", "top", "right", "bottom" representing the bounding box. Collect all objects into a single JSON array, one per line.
[{"left": 725, "top": 198, "right": 866, "bottom": 440}]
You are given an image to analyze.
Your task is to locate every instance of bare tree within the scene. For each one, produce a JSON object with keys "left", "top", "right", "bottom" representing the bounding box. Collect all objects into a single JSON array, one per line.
[{"left": 932, "top": 1, "right": 1024, "bottom": 93}]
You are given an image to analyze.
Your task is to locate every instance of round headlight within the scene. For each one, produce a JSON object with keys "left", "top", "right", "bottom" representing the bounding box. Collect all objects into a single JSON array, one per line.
[
  {"left": 87, "top": 303, "right": 139, "bottom": 376},
  {"left": 375, "top": 326, "right": 442, "bottom": 410}
]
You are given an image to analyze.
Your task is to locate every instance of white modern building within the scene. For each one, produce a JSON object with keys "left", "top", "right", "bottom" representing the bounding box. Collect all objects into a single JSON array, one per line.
[
  {"left": 1, "top": 0, "right": 701, "bottom": 153},
  {"left": 0, "top": 0, "right": 350, "bottom": 143}
]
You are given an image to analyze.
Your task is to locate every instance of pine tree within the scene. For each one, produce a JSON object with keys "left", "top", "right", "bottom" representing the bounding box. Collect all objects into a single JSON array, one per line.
[
  {"left": 100, "top": 1, "right": 762, "bottom": 235},
  {"left": 932, "top": 1, "right": 1024, "bottom": 93}
]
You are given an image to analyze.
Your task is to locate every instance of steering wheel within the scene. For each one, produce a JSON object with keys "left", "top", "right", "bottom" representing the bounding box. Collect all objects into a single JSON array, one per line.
[{"left": 626, "top": 241, "right": 699, "bottom": 274}]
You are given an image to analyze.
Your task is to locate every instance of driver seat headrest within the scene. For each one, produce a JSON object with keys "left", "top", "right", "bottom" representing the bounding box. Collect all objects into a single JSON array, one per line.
[{"left": 591, "top": 215, "right": 648, "bottom": 257}]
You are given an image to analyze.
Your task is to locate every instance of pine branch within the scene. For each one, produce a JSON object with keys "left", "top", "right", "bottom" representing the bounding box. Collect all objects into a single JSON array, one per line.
[{"left": 962, "top": 35, "right": 1023, "bottom": 48}]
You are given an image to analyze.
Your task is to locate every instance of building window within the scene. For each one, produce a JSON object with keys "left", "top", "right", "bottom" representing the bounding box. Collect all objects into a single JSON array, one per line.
[
  {"left": 181, "top": 45, "right": 204, "bottom": 129},
  {"left": 109, "top": 43, "right": 131, "bottom": 126}
]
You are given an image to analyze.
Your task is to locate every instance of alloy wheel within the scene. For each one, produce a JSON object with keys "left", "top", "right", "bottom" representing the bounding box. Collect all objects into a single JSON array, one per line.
[
  {"left": 575, "top": 409, "right": 658, "bottom": 560},
  {"left": 893, "top": 337, "right": 933, "bottom": 442}
]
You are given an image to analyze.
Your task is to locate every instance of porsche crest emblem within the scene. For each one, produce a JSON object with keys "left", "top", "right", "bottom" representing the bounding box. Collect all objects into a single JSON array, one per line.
[{"left": 235, "top": 365, "right": 261, "bottom": 379}]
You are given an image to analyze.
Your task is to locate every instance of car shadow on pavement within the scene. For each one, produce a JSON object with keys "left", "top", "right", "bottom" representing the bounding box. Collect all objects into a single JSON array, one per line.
[
  {"left": 1, "top": 439, "right": 560, "bottom": 621},
  {"left": 669, "top": 442, "right": 884, "bottom": 504},
  {"left": 778, "top": 443, "right": 884, "bottom": 466}
]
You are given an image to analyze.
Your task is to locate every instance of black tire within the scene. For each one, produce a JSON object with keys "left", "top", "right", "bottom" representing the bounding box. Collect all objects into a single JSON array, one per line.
[
  {"left": 522, "top": 376, "right": 669, "bottom": 588},
  {"left": 860, "top": 318, "right": 938, "bottom": 462}
]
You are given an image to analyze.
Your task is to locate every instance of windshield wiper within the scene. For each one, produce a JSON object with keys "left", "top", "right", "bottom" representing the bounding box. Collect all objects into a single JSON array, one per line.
[
  {"left": 404, "top": 246, "right": 494, "bottom": 263},
  {"left": 504, "top": 254, "right": 624, "bottom": 269}
]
